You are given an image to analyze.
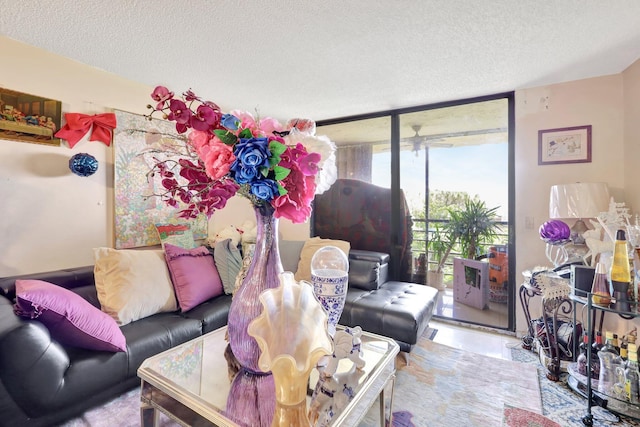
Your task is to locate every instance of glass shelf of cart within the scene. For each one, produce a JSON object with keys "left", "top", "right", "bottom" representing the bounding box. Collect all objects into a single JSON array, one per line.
[
  {"left": 568, "top": 363, "right": 640, "bottom": 420},
  {"left": 571, "top": 293, "right": 640, "bottom": 318}
]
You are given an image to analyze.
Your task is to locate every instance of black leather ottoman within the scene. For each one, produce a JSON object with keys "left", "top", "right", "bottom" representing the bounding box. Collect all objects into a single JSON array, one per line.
[{"left": 340, "top": 281, "right": 438, "bottom": 353}]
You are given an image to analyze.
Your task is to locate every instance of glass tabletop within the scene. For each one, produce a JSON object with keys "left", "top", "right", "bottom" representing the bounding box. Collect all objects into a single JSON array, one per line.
[{"left": 138, "top": 326, "right": 398, "bottom": 426}]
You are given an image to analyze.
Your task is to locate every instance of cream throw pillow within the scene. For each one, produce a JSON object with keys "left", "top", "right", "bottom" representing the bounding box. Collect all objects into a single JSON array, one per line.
[
  {"left": 93, "top": 248, "right": 178, "bottom": 325},
  {"left": 294, "top": 237, "right": 350, "bottom": 283}
]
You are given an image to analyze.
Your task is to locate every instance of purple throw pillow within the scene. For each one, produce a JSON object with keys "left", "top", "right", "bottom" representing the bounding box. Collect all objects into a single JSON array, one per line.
[
  {"left": 14, "top": 279, "right": 126, "bottom": 352},
  {"left": 164, "top": 244, "right": 224, "bottom": 312}
]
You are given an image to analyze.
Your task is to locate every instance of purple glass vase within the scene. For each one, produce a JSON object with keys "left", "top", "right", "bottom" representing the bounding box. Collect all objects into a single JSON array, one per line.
[{"left": 225, "top": 203, "right": 282, "bottom": 427}]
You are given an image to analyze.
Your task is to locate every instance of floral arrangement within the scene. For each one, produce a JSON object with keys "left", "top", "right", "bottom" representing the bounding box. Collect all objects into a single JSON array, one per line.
[{"left": 145, "top": 86, "right": 336, "bottom": 223}]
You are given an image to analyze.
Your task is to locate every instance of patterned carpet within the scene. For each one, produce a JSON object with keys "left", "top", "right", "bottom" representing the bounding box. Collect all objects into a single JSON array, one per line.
[
  {"left": 60, "top": 329, "right": 542, "bottom": 427},
  {"left": 511, "top": 347, "right": 640, "bottom": 426},
  {"left": 358, "top": 333, "right": 542, "bottom": 427}
]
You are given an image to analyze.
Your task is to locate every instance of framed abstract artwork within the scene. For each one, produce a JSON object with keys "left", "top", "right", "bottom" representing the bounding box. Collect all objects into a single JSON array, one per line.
[
  {"left": 112, "top": 110, "right": 207, "bottom": 248},
  {"left": 0, "top": 88, "right": 62, "bottom": 146},
  {"left": 538, "top": 125, "right": 592, "bottom": 165}
]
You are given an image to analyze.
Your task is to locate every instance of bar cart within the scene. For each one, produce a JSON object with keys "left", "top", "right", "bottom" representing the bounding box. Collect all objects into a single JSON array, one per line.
[
  {"left": 520, "top": 270, "right": 580, "bottom": 381},
  {"left": 568, "top": 292, "right": 640, "bottom": 426}
]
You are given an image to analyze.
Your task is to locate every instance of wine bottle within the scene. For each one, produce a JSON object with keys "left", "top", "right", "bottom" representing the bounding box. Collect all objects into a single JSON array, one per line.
[
  {"left": 591, "top": 331, "right": 603, "bottom": 379},
  {"left": 611, "top": 229, "right": 631, "bottom": 311}
]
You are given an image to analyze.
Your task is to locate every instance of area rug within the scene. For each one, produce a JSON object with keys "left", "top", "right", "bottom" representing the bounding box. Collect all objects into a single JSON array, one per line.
[
  {"left": 60, "top": 328, "right": 538, "bottom": 427},
  {"left": 358, "top": 333, "right": 542, "bottom": 427},
  {"left": 511, "top": 346, "right": 640, "bottom": 427}
]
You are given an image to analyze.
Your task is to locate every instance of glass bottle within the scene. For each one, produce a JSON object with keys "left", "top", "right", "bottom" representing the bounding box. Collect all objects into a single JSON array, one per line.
[
  {"left": 590, "top": 262, "right": 611, "bottom": 306},
  {"left": 611, "top": 229, "right": 631, "bottom": 311},
  {"left": 598, "top": 331, "right": 622, "bottom": 396},
  {"left": 591, "top": 331, "right": 603, "bottom": 379},
  {"left": 620, "top": 339, "right": 629, "bottom": 363},
  {"left": 629, "top": 334, "right": 638, "bottom": 362},
  {"left": 577, "top": 334, "right": 589, "bottom": 376},
  {"left": 626, "top": 343, "right": 640, "bottom": 404}
]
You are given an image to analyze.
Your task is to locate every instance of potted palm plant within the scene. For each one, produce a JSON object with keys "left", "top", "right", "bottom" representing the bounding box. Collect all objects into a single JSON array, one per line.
[
  {"left": 449, "top": 198, "right": 501, "bottom": 261},
  {"left": 427, "top": 198, "right": 501, "bottom": 290}
]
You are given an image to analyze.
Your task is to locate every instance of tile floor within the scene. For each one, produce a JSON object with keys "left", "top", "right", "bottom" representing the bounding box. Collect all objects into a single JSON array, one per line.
[
  {"left": 434, "top": 287, "right": 510, "bottom": 330},
  {"left": 429, "top": 318, "right": 522, "bottom": 360}
]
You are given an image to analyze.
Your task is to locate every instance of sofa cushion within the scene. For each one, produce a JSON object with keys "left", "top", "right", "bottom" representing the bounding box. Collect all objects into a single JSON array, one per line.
[
  {"left": 180, "top": 293, "right": 233, "bottom": 334},
  {"left": 120, "top": 313, "right": 202, "bottom": 377},
  {"left": 340, "top": 281, "right": 437, "bottom": 351},
  {"left": 279, "top": 240, "right": 305, "bottom": 274},
  {"left": 13, "top": 279, "right": 126, "bottom": 352},
  {"left": 213, "top": 239, "right": 242, "bottom": 294},
  {"left": 294, "top": 237, "right": 350, "bottom": 282},
  {"left": 164, "top": 243, "right": 224, "bottom": 312},
  {"left": 93, "top": 248, "right": 178, "bottom": 325}
]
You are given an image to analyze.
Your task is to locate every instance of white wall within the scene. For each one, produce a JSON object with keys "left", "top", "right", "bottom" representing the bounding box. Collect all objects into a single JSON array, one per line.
[
  {"left": 514, "top": 69, "right": 640, "bottom": 336},
  {"left": 0, "top": 36, "right": 307, "bottom": 276},
  {"left": 3, "top": 35, "right": 640, "bottom": 335},
  {"left": 0, "top": 37, "right": 150, "bottom": 275}
]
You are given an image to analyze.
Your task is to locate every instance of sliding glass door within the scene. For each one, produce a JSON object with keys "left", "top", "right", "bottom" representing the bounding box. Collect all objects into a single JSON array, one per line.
[{"left": 316, "top": 93, "right": 514, "bottom": 330}]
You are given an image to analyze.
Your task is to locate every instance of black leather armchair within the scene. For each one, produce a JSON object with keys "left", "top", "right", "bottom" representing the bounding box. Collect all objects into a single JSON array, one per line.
[{"left": 313, "top": 179, "right": 414, "bottom": 282}]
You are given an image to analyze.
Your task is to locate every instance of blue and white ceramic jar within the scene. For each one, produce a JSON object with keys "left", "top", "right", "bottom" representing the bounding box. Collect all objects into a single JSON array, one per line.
[{"left": 311, "top": 246, "right": 349, "bottom": 336}]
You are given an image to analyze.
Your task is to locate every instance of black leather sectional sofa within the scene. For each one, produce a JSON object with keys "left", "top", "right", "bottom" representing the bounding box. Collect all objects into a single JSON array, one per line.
[{"left": 0, "top": 244, "right": 436, "bottom": 427}]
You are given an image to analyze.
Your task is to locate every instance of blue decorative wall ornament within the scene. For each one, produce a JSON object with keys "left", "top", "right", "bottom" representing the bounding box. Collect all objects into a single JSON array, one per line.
[{"left": 69, "top": 153, "right": 99, "bottom": 177}]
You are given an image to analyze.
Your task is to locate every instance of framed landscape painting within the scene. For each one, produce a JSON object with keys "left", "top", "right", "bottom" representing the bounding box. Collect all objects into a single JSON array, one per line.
[{"left": 0, "top": 88, "right": 62, "bottom": 146}]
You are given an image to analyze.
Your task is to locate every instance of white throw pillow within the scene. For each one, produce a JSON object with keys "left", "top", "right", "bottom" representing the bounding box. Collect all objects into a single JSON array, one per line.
[
  {"left": 93, "top": 247, "right": 178, "bottom": 325},
  {"left": 294, "top": 237, "right": 350, "bottom": 283}
]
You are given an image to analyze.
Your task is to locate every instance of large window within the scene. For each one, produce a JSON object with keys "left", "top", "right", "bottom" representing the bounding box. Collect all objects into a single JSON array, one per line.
[{"left": 316, "top": 93, "right": 515, "bottom": 331}]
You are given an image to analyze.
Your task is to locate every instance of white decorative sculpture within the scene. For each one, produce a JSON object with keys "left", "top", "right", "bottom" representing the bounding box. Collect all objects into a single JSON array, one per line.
[
  {"left": 583, "top": 220, "right": 613, "bottom": 267},
  {"left": 597, "top": 198, "right": 632, "bottom": 241},
  {"left": 308, "top": 364, "right": 366, "bottom": 427},
  {"left": 320, "top": 326, "right": 366, "bottom": 378},
  {"left": 309, "top": 326, "right": 367, "bottom": 426}
]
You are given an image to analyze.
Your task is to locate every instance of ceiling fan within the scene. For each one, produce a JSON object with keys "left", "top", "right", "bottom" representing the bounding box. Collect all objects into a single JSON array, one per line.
[{"left": 408, "top": 125, "right": 453, "bottom": 156}]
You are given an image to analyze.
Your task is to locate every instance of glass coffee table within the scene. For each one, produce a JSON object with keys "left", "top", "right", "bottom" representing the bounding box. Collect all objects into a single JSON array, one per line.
[{"left": 138, "top": 326, "right": 399, "bottom": 427}]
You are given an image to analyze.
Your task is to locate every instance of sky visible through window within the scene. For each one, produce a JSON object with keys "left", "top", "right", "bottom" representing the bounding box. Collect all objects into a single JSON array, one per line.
[{"left": 372, "top": 142, "right": 509, "bottom": 220}]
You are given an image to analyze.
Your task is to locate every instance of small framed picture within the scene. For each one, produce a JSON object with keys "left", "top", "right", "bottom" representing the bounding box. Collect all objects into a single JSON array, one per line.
[
  {"left": 0, "top": 88, "right": 62, "bottom": 146},
  {"left": 538, "top": 125, "right": 592, "bottom": 165}
]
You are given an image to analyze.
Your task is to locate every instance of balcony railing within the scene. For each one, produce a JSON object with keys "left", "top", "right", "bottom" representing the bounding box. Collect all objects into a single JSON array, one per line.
[{"left": 410, "top": 217, "right": 509, "bottom": 284}]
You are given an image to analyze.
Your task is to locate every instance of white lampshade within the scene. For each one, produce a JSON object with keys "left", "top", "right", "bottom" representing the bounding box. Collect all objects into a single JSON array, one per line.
[{"left": 549, "top": 182, "right": 610, "bottom": 219}]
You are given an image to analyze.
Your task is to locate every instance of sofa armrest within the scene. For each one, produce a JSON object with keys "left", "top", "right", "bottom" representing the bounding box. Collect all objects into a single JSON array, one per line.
[
  {"left": 348, "top": 249, "right": 390, "bottom": 265},
  {"left": 347, "top": 250, "right": 390, "bottom": 290},
  {"left": 348, "top": 259, "right": 380, "bottom": 291},
  {"left": 0, "top": 321, "right": 71, "bottom": 416}
]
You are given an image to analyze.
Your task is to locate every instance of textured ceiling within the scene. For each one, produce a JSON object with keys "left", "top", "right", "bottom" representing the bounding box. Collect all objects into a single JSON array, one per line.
[{"left": 2, "top": 1, "right": 640, "bottom": 122}]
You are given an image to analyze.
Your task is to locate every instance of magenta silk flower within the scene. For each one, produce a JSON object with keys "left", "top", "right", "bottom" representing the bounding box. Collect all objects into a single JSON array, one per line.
[{"left": 144, "top": 86, "right": 336, "bottom": 222}]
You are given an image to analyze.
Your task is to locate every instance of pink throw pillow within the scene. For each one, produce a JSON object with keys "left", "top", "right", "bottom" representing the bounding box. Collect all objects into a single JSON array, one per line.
[
  {"left": 14, "top": 279, "right": 126, "bottom": 352},
  {"left": 164, "top": 244, "right": 224, "bottom": 312}
]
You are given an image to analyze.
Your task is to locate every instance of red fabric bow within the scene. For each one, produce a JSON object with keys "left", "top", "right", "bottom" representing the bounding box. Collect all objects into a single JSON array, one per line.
[{"left": 55, "top": 113, "right": 117, "bottom": 148}]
